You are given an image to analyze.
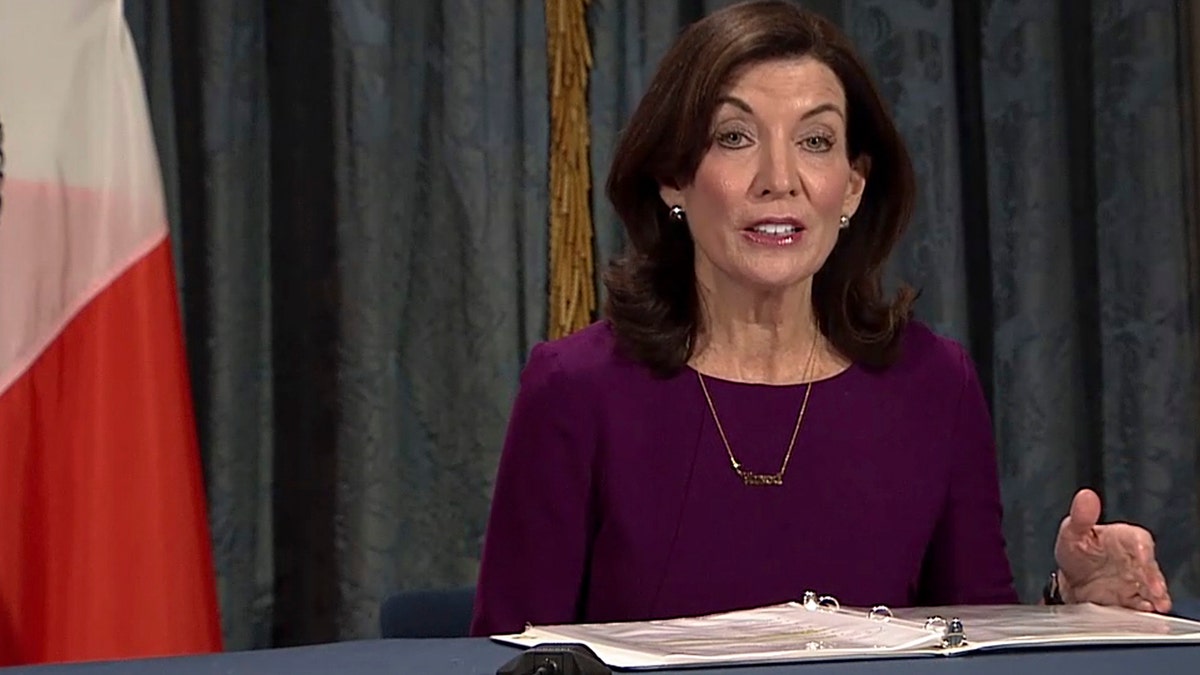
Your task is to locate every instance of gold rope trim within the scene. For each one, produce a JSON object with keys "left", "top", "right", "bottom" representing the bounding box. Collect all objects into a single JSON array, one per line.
[{"left": 546, "top": 0, "right": 595, "bottom": 339}]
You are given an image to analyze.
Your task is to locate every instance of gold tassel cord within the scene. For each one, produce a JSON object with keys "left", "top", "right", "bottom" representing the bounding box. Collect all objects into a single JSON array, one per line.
[{"left": 546, "top": 0, "right": 595, "bottom": 339}]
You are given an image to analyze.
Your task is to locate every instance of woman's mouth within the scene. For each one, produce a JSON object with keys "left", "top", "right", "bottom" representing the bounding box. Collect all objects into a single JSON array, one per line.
[{"left": 741, "top": 220, "right": 804, "bottom": 246}]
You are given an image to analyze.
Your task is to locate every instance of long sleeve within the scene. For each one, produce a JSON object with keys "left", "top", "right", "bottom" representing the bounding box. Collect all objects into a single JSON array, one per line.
[
  {"left": 469, "top": 342, "right": 598, "bottom": 636},
  {"left": 917, "top": 344, "right": 1019, "bottom": 605}
]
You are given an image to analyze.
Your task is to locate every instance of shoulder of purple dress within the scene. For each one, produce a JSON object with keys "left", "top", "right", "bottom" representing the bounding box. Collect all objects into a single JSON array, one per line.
[
  {"left": 526, "top": 319, "right": 650, "bottom": 387},
  {"left": 882, "top": 319, "right": 977, "bottom": 388}
]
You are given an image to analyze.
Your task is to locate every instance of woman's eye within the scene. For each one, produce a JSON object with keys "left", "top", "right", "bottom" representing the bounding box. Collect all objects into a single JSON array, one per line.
[
  {"left": 716, "top": 130, "right": 751, "bottom": 147},
  {"left": 801, "top": 135, "right": 834, "bottom": 151}
]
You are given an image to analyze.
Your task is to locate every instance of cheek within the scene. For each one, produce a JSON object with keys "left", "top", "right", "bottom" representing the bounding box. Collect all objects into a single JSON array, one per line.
[
  {"left": 689, "top": 169, "right": 741, "bottom": 214},
  {"left": 806, "top": 170, "right": 853, "bottom": 214}
]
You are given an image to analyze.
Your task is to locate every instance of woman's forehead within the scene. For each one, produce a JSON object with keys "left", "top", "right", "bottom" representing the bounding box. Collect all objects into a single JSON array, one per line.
[{"left": 717, "top": 58, "right": 847, "bottom": 115}]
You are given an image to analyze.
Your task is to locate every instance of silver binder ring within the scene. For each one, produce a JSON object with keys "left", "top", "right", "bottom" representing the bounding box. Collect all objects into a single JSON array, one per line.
[
  {"left": 800, "top": 590, "right": 839, "bottom": 612},
  {"left": 868, "top": 605, "right": 893, "bottom": 621},
  {"left": 944, "top": 618, "right": 966, "bottom": 647},
  {"left": 924, "top": 616, "right": 948, "bottom": 633},
  {"left": 802, "top": 590, "right": 818, "bottom": 611}
]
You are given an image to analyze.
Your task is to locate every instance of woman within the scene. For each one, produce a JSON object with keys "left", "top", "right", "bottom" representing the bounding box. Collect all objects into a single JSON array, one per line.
[{"left": 470, "top": 0, "right": 1171, "bottom": 636}]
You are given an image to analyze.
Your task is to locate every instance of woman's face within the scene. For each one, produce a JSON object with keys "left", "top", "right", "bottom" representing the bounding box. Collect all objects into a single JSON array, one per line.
[{"left": 660, "top": 56, "right": 867, "bottom": 293}]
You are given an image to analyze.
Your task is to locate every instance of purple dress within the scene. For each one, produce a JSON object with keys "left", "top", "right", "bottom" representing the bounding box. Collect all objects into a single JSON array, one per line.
[{"left": 470, "top": 320, "right": 1018, "bottom": 636}]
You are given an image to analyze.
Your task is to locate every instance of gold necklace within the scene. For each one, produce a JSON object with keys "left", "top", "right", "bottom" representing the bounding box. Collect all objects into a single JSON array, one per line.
[{"left": 696, "top": 330, "right": 819, "bottom": 486}]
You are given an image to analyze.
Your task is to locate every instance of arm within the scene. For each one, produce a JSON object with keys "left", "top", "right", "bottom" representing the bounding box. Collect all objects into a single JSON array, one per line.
[
  {"left": 917, "top": 344, "right": 1019, "bottom": 605},
  {"left": 469, "top": 342, "right": 598, "bottom": 636}
]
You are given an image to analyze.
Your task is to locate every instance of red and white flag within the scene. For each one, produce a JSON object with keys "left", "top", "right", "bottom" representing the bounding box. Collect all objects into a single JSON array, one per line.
[{"left": 0, "top": 0, "right": 223, "bottom": 665}]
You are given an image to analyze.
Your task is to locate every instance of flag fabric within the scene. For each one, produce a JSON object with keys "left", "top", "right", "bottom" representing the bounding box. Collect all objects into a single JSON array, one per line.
[{"left": 0, "top": 0, "right": 223, "bottom": 665}]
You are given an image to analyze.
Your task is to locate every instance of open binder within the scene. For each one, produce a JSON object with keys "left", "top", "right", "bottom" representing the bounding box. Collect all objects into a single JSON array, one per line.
[{"left": 492, "top": 590, "right": 1200, "bottom": 670}]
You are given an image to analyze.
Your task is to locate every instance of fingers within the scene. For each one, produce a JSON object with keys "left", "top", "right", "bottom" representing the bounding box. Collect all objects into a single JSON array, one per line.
[
  {"left": 1152, "top": 589, "right": 1173, "bottom": 613},
  {"left": 1057, "top": 490, "right": 1103, "bottom": 562},
  {"left": 1129, "top": 577, "right": 1172, "bottom": 613},
  {"left": 1054, "top": 490, "right": 1175, "bottom": 614},
  {"left": 1122, "top": 527, "right": 1173, "bottom": 613},
  {"left": 1130, "top": 597, "right": 1157, "bottom": 613},
  {"left": 1065, "top": 488, "right": 1102, "bottom": 536},
  {"left": 1124, "top": 526, "right": 1157, "bottom": 565},
  {"left": 1141, "top": 563, "right": 1172, "bottom": 613},
  {"left": 1124, "top": 527, "right": 1172, "bottom": 606}
]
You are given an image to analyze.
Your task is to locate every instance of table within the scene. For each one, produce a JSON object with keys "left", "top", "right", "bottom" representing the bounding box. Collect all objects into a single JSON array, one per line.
[
  {"left": 8, "top": 599, "right": 1200, "bottom": 675},
  {"left": 4, "top": 638, "right": 1199, "bottom": 675}
]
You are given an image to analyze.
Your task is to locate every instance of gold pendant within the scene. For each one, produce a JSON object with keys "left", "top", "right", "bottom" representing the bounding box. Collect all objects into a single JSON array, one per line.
[{"left": 739, "top": 471, "right": 783, "bottom": 486}]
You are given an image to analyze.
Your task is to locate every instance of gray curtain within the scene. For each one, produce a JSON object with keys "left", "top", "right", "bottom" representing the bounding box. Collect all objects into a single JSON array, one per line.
[
  {"left": 330, "top": 0, "right": 549, "bottom": 640},
  {"left": 971, "top": 0, "right": 1200, "bottom": 601},
  {"left": 126, "top": 0, "right": 549, "bottom": 650},
  {"left": 125, "top": 0, "right": 1198, "bottom": 651}
]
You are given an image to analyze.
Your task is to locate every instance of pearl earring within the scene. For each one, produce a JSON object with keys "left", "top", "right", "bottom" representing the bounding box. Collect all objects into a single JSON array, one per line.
[
  {"left": 669, "top": 205, "right": 686, "bottom": 222},
  {"left": 839, "top": 214, "right": 850, "bottom": 229}
]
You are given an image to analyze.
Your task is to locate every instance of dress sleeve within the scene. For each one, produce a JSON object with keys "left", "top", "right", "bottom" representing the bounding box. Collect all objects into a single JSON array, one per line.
[
  {"left": 469, "top": 341, "right": 598, "bottom": 636},
  {"left": 917, "top": 343, "right": 1020, "bottom": 605}
]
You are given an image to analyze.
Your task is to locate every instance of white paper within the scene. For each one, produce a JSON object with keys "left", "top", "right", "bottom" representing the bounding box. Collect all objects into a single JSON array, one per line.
[
  {"left": 890, "top": 603, "right": 1200, "bottom": 653},
  {"left": 495, "top": 602, "right": 944, "bottom": 669},
  {"left": 492, "top": 601, "right": 1200, "bottom": 670}
]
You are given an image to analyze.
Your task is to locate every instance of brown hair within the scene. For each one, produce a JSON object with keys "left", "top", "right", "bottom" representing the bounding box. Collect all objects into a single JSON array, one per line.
[{"left": 602, "top": 0, "right": 917, "bottom": 376}]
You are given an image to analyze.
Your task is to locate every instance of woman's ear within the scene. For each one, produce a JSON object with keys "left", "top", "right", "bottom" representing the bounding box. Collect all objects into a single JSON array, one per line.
[
  {"left": 843, "top": 154, "right": 871, "bottom": 217},
  {"left": 659, "top": 183, "right": 685, "bottom": 211}
]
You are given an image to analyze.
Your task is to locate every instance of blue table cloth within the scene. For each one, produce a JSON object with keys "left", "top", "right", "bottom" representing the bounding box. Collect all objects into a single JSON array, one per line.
[{"left": 7, "top": 599, "right": 1200, "bottom": 674}]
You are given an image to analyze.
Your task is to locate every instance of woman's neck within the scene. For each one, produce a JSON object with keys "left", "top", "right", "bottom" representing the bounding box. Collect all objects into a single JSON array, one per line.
[{"left": 689, "top": 273, "right": 846, "bottom": 385}]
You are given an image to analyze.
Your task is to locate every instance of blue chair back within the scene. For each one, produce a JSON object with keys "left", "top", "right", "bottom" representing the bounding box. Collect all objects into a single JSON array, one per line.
[{"left": 379, "top": 586, "right": 476, "bottom": 638}]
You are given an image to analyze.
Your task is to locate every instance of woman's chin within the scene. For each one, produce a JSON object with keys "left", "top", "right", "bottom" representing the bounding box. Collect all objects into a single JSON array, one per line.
[{"left": 730, "top": 267, "right": 817, "bottom": 292}]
